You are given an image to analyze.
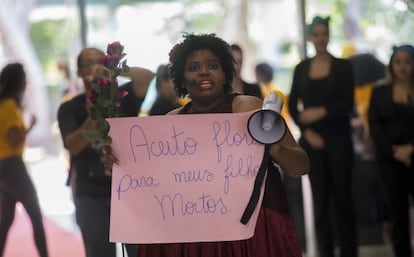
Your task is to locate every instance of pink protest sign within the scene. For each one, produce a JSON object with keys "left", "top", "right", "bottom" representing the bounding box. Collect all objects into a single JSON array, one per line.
[{"left": 108, "top": 111, "right": 265, "bottom": 244}]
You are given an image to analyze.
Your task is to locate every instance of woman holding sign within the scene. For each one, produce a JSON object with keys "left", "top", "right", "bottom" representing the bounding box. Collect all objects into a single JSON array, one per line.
[{"left": 105, "top": 33, "right": 309, "bottom": 257}]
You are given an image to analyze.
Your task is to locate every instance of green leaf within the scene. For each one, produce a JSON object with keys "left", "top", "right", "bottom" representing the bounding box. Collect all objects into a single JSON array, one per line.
[
  {"left": 89, "top": 106, "right": 102, "bottom": 120},
  {"left": 102, "top": 136, "right": 112, "bottom": 147},
  {"left": 103, "top": 69, "right": 110, "bottom": 77},
  {"left": 97, "top": 119, "right": 110, "bottom": 134},
  {"left": 82, "top": 128, "right": 104, "bottom": 142}
]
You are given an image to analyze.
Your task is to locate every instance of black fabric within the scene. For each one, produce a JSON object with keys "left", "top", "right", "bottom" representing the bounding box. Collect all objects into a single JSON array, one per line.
[
  {"left": 241, "top": 80, "right": 262, "bottom": 98},
  {"left": 368, "top": 84, "right": 414, "bottom": 160},
  {"left": 57, "top": 94, "right": 111, "bottom": 197},
  {"left": 119, "top": 81, "right": 145, "bottom": 117},
  {"left": 149, "top": 96, "right": 180, "bottom": 116},
  {"left": 288, "top": 56, "right": 355, "bottom": 139},
  {"left": 240, "top": 144, "right": 270, "bottom": 224}
]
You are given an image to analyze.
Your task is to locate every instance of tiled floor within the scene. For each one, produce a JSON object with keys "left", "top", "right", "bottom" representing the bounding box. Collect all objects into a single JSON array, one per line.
[{"left": 25, "top": 147, "right": 411, "bottom": 257}]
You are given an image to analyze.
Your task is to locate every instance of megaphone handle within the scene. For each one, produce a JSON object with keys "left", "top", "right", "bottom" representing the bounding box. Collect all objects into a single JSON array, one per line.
[{"left": 240, "top": 144, "right": 271, "bottom": 225}]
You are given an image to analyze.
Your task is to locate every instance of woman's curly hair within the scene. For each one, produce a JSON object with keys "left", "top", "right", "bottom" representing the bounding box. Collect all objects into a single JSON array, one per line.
[{"left": 168, "top": 33, "right": 235, "bottom": 98}]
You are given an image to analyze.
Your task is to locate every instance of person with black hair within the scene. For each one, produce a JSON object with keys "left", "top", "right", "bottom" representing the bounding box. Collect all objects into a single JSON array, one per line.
[
  {"left": 255, "top": 62, "right": 275, "bottom": 97},
  {"left": 57, "top": 47, "right": 154, "bottom": 257},
  {"left": 368, "top": 44, "right": 414, "bottom": 257},
  {"left": 0, "top": 63, "right": 49, "bottom": 257},
  {"left": 230, "top": 44, "right": 262, "bottom": 98},
  {"left": 105, "top": 33, "right": 309, "bottom": 257},
  {"left": 148, "top": 64, "right": 180, "bottom": 115},
  {"left": 254, "top": 62, "right": 291, "bottom": 124},
  {"left": 288, "top": 16, "right": 357, "bottom": 257}
]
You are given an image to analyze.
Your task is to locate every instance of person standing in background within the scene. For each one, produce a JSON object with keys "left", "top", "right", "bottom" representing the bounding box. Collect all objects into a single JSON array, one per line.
[
  {"left": 0, "top": 63, "right": 49, "bottom": 257},
  {"left": 254, "top": 62, "right": 291, "bottom": 125},
  {"left": 368, "top": 44, "right": 414, "bottom": 257},
  {"left": 230, "top": 43, "right": 262, "bottom": 98},
  {"left": 288, "top": 16, "right": 358, "bottom": 257},
  {"left": 255, "top": 62, "right": 277, "bottom": 98},
  {"left": 57, "top": 46, "right": 154, "bottom": 257},
  {"left": 148, "top": 64, "right": 180, "bottom": 115}
]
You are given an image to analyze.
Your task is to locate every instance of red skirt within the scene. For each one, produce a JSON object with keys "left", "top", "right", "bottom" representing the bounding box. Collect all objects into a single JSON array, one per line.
[{"left": 137, "top": 205, "right": 302, "bottom": 257}]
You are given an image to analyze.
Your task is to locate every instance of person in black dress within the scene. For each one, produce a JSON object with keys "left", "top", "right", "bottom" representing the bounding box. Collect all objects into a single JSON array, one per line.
[
  {"left": 288, "top": 16, "right": 357, "bottom": 257},
  {"left": 368, "top": 44, "right": 414, "bottom": 257}
]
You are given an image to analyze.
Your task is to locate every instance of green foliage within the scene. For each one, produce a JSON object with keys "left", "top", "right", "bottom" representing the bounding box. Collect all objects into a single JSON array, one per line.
[{"left": 30, "top": 19, "right": 71, "bottom": 68}]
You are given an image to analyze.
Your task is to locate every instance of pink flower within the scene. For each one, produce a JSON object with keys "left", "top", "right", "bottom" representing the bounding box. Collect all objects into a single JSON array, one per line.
[
  {"left": 97, "top": 77, "right": 112, "bottom": 89},
  {"left": 107, "top": 41, "right": 124, "bottom": 56},
  {"left": 99, "top": 55, "right": 122, "bottom": 70},
  {"left": 86, "top": 88, "right": 98, "bottom": 103},
  {"left": 82, "top": 41, "right": 131, "bottom": 150}
]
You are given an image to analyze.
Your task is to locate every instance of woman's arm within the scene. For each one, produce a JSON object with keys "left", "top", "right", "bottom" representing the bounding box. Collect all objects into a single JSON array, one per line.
[
  {"left": 234, "top": 95, "right": 309, "bottom": 177},
  {"left": 122, "top": 67, "right": 155, "bottom": 98},
  {"left": 7, "top": 114, "right": 36, "bottom": 148}
]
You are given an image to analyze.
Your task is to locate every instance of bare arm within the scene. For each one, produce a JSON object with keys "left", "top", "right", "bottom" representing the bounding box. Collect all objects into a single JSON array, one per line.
[
  {"left": 233, "top": 95, "right": 309, "bottom": 177},
  {"left": 7, "top": 114, "right": 36, "bottom": 148},
  {"left": 122, "top": 67, "right": 155, "bottom": 97},
  {"left": 63, "top": 117, "right": 96, "bottom": 156}
]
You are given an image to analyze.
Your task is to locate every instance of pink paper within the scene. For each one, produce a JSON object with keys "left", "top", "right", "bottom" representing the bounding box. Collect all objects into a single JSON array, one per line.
[{"left": 108, "top": 111, "right": 265, "bottom": 244}]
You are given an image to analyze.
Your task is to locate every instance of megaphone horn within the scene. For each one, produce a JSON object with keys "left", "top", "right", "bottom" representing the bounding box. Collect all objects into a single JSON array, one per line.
[{"left": 247, "top": 91, "right": 287, "bottom": 144}]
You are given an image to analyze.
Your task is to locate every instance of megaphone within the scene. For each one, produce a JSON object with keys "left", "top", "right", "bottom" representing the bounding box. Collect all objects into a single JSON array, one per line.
[{"left": 247, "top": 91, "right": 287, "bottom": 144}]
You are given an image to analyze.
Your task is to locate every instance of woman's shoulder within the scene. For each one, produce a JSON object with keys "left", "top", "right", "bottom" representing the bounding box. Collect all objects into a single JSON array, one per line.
[
  {"left": 0, "top": 98, "right": 18, "bottom": 109},
  {"left": 370, "top": 84, "right": 392, "bottom": 104},
  {"left": 295, "top": 58, "right": 311, "bottom": 69},
  {"left": 372, "top": 83, "right": 391, "bottom": 94},
  {"left": 232, "top": 94, "right": 263, "bottom": 113}
]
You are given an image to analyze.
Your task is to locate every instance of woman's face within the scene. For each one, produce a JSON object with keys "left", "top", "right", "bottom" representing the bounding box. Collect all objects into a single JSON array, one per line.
[
  {"left": 391, "top": 50, "right": 414, "bottom": 82},
  {"left": 310, "top": 23, "right": 329, "bottom": 53},
  {"left": 183, "top": 49, "right": 226, "bottom": 101}
]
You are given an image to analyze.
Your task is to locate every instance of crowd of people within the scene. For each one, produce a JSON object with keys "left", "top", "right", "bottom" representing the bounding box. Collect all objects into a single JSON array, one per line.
[{"left": 0, "top": 14, "right": 412, "bottom": 257}]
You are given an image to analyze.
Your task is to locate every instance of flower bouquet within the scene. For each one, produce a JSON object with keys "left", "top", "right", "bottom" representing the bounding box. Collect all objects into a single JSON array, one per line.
[{"left": 82, "top": 41, "right": 129, "bottom": 151}]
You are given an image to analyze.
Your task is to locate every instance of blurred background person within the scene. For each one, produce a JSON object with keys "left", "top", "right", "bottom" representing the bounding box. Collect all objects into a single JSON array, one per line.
[
  {"left": 148, "top": 64, "right": 180, "bottom": 115},
  {"left": 230, "top": 43, "right": 262, "bottom": 98},
  {"left": 288, "top": 16, "right": 358, "bottom": 257},
  {"left": 254, "top": 62, "right": 291, "bottom": 125},
  {"left": 0, "top": 63, "right": 49, "bottom": 257},
  {"left": 255, "top": 61, "right": 277, "bottom": 98},
  {"left": 368, "top": 44, "right": 414, "bottom": 257}
]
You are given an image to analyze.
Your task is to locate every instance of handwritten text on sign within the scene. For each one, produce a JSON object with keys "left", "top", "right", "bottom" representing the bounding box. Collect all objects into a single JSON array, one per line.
[{"left": 108, "top": 112, "right": 265, "bottom": 243}]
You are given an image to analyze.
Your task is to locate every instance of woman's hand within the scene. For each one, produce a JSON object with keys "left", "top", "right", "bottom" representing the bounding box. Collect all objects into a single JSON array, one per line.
[
  {"left": 299, "top": 106, "right": 326, "bottom": 124},
  {"left": 27, "top": 114, "right": 37, "bottom": 132},
  {"left": 392, "top": 144, "right": 413, "bottom": 167},
  {"left": 101, "top": 146, "right": 119, "bottom": 173},
  {"left": 303, "top": 128, "right": 325, "bottom": 149}
]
